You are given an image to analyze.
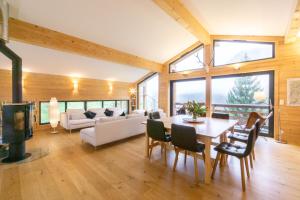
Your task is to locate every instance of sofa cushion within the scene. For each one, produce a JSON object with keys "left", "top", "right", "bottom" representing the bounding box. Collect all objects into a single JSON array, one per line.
[
  {"left": 69, "top": 118, "right": 95, "bottom": 125},
  {"left": 88, "top": 108, "right": 106, "bottom": 117},
  {"left": 120, "top": 112, "right": 126, "bottom": 116},
  {"left": 104, "top": 109, "right": 114, "bottom": 117},
  {"left": 84, "top": 111, "right": 96, "bottom": 119},
  {"left": 127, "top": 113, "right": 144, "bottom": 118},
  {"left": 97, "top": 116, "right": 126, "bottom": 123},
  {"left": 109, "top": 108, "right": 123, "bottom": 116},
  {"left": 67, "top": 109, "right": 86, "bottom": 120}
]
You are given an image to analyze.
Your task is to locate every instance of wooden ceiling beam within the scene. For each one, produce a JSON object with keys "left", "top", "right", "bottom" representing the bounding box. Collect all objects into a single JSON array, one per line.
[
  {"left": 8, "top": 18, "right": 163, "bottom": 72},
  {"left": 285, "top": 0, "right": 300, "bottom": 44},
  {"left": 153, "top": 0, "right": 210, "bottom": 45}
]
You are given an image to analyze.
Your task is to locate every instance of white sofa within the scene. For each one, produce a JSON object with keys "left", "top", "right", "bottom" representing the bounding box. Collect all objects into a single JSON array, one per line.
[
  {"left": 60, "top": 108, "right": 126, "bottom": 133},
  {"left": 80, "top": 114, "right": 147, "bottom": 147}
]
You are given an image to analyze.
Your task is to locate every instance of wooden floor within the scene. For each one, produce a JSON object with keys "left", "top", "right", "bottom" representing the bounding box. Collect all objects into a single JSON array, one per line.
[{"left": 1, "top": 130, "right": 300, "bottom": 200}]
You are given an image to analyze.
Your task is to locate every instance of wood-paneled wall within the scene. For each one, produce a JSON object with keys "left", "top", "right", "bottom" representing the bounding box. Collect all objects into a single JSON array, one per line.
[
  {"left": 0, "top": 69, "right": 132, "bottom": 129},
  {"left": 158, "top": 36, "right": 300, "bottom": 145}
]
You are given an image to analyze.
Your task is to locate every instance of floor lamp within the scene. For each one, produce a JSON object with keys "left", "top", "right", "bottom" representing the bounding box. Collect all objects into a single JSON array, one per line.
[{"left": 49, "top": 97, "right": 59, "bottom": 133}]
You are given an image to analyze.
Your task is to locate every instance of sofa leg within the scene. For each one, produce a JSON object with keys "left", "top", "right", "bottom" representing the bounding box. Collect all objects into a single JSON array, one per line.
[{"left": 69, "top": 129, "right": 72, "bottom": 134}]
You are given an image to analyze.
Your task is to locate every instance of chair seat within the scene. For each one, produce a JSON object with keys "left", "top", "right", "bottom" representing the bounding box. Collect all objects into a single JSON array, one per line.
[
  {"left": 228, "top": 132, "right": 249, "bottom": 143},
  {"left": 164, "top": 134, "right": 172, "bottom": 142},
  {"left": 194, "top": 142, "right": 205, "bottom": 152},
  {"left": 214, "top": 142, "right": 246, "bottom": 158}
]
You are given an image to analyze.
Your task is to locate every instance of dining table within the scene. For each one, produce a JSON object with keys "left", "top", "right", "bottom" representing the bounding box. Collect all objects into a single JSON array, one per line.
[{"left": 143, "top": 115, "right": 238, "bottom": 184}]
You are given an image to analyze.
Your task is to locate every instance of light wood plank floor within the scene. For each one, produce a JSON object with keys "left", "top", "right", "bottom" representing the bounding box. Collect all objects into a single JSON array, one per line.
[{"left": 1, "top": 130, "right": 300, "bottom": 200}]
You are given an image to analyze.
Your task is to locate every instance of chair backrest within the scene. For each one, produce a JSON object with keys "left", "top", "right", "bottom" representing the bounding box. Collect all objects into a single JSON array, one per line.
[
  {"left": 149, "top": 111, "right": 161, "bottom": 120},
  {"left": 171, "top": 124, "right": 198, "bottom": 152},
  {"left": 147, "top": 119, "right": 166, "bottom": 141},
  {"left": 212, "top": 112, "right": 229, "bottom": 120},
  {"left": 243, "top": 119, "right": 260, "bottom": 157},
  {"left": 245, "top": 112, "right": 265, "bottom": 129}
]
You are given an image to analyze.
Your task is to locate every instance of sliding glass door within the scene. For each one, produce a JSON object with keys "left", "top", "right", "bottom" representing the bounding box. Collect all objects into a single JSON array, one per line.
[
  {"left": 211, "top": 71, "right": 274, "bottom": 137},
  {"left": 170, "top": 78, "right": 206, "bottom": 116}
]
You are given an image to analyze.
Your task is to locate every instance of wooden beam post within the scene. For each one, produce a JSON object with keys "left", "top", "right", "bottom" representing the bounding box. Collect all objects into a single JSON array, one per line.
[
  {"left": 8, "top": 18, "right": 163, "bottom": 72},
  {"left": 153, "top": 0, "right": 210, "bottom": 44}
]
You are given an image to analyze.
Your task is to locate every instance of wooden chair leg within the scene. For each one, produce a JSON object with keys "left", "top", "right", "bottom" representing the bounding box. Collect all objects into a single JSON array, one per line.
[
  {"left": 184, "top": 150, "right": 187, "bottom": 165},
  {"left": 244, "top": 157, "right": 250, "bottom": 178},
  {"left": 249, "top": 153, "right": 253, "bottom": 169},
  {"left": 163, "top": 143, "right": 167, "bottom": 165},
  {"left": 211, "top": 152, "right": 221, "bottom": 179},
  {"left": 173, "top": 148, "right": 179, "bottom": 171},
  {"left": 252, "top": 150, "right": 256, "bottom": 160},
  {"left": 202, "top": 151, "right": 206, "bottom": 163},
  {"left": 161, "top": 143, "right": 163, "bottom": 155},
  {"left": 240, "top": 158, "right": 246, "bottom": 191},
  {"left": 193, "top": 153, "right": 199, "bottom": 184},
  {"left": 149, "top": 139, "right": 154, "bottom": 159}
]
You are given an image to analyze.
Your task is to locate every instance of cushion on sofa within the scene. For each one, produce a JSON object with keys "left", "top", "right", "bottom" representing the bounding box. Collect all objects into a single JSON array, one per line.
[
  {"left": 69, "top": 118, "right": 95, "bottom": 125},
  {"left": 84, "top": 111, "right": 96, "bottom": 119},
  {"left": 104, "top": 109, "right": 114, "bottom": 117},
  {"left": 97, "top": 116, "right": 126, "bottom": 123},
  {"left": 67, "top": 109, "right": 86, "bottom": 120},
  {"left": 88, "top": 108, "right": 106, "bottom": 117}
]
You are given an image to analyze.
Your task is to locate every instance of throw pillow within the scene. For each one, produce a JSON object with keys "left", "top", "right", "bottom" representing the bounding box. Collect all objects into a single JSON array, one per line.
[
  {"left": 104, "top": 109, "right": 114, "bottom": 117},
  {"left": 84, "top": 111, "right": 96, "bottom": 119},
  {"left": 120, "top": 112, "right": 126, "bottom": 116}
]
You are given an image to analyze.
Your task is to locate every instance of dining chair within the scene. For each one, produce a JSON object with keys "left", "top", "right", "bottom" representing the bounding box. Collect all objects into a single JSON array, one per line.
[
  {"left": 228, "top": 111, "right": 273, "bottom": 168},
  {"left": 171, "top": 124, "right": 205, "bottom": 184},
  {"left": 148, "top": 111, "right": 161, "bottom": 120},
  {"left": 147, "top": 119, "right": 171, "bottom": 164},
  {"left": 211, "top": 120, "right": 260, "bottom": 191}
]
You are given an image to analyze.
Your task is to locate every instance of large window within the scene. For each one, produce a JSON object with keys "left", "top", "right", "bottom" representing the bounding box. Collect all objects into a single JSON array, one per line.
[
  {"left": 40, "top": 100, "right": 129, "bottom": 124},
  {"left": 170, "top": 78, "right": 206, "bottom": 116},
  {"left": 169, "top": 45, "right": 204, "bottom": 73},
  {"left": 138, "top": 73, "right": 159, "bottom": 111},
  {"left": 214, "top": 40, "right": 274, "bottom": 66},
  {"left": 211, "top": 71, "right": 274, "bottom": 137}
]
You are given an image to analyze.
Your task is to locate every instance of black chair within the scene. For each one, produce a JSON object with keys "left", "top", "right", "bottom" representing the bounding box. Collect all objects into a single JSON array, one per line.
[
  {"left": 147, "top": 119, "right": 171, "bottom": 164},
  {"left": 228, "top": 111, "right": 273, "bottom": 168},
  {"left": 211, "top": 119, "right": 260, "bottom": 191},
  {"left": 149, "top": 111, "right": 161, "bottom": 120},
  {"left": 212, "top": 112, "right": 229, "bottom": 120},
  {"left": 171, "top": 124, "right": 205, "bottom": 183}
]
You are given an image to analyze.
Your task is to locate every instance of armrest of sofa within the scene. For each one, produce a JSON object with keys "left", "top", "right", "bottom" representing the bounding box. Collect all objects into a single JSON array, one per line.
[{"left": 60, "top": 112, "right": 69, "bottom": 129}]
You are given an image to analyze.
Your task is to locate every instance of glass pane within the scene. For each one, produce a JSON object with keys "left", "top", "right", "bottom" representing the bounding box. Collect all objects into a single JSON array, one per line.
[
  {"left": 116, "top": 101, "right": 129, "bottom": 113},
  {"left": 214, "top": 41, "right": 274, "bottom": 66},
  {"left": 67, "top": 102, "right": 84, "bottom": 109},
  {"left": 40, "top": 102, "right": 65, "bottom": 124},
  {"left": 40, "top": 102, "right": 49, "bottom": 124},
  {"left": 172, "top": 79, "right": 206, "bottom": 115},
  {"left": 87, "top": 101, "right": 103, "bottom": 109},
  {"left": 170, "top": 46, "right": 204, "bottom": 72},
  {"left": 103, "top": 101, "right": 116, "bottom": 108},
  {"left": 212, "top": 74, "right": 272, "bottom": 135},
  {"left": 138, "top": 74, "right": 159, "bottom": 111}
]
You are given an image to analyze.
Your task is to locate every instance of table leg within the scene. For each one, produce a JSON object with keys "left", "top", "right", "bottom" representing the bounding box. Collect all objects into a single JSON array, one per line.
[
  {"left": 145, "top": 131, "right": 149, "bottom": 158},
  {"left": 204, "top": 137, "right": 212, "bottom": 184}
]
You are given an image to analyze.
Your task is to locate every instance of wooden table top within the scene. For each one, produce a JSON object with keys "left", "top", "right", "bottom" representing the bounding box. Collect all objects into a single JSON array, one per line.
[{"left": 143, "top": 115, "right": 238, "bottom": 138}]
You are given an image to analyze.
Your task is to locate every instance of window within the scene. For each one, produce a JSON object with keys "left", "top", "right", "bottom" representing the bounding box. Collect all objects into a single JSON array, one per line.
[
  {"left": 213, "top": 40, "right": 274, "bottom": 66},
  {"left": 117, "top": 100, "right": 129, "bottom": 114},
  {"left": 138, "top": 73, "right": 159, "bottom": 111},
  {"left": 170, "top": 79, "right": 206, "bottom": 116},
  {"left": 170, "top": 45, "right": 204, "bottom": 73},
  {"left": 40, "top": 102, "right": 65, "bottom": 124},
  {"left": 211, "top": 71, "right": 274, "bottom": 137},
  {"left": 87, "top": 101, "right": 103, "bottom": 109},
  {"left": 103, "top": 101, "right": 116, "bottom": 108},
  {"left": 67, "top": 101, "right": 85, "bottom": 109}
]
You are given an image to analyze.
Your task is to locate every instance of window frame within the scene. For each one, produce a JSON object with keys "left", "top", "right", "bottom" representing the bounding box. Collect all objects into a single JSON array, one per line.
[
  {"left": 213, "top": 40, "right": 275, "bottom": 67},
  {"left": 169, "top": 44, "right": 205, "bottom": 73},
  {"left": 39, "top": 99, "right": 129, "bottom": 125}
]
